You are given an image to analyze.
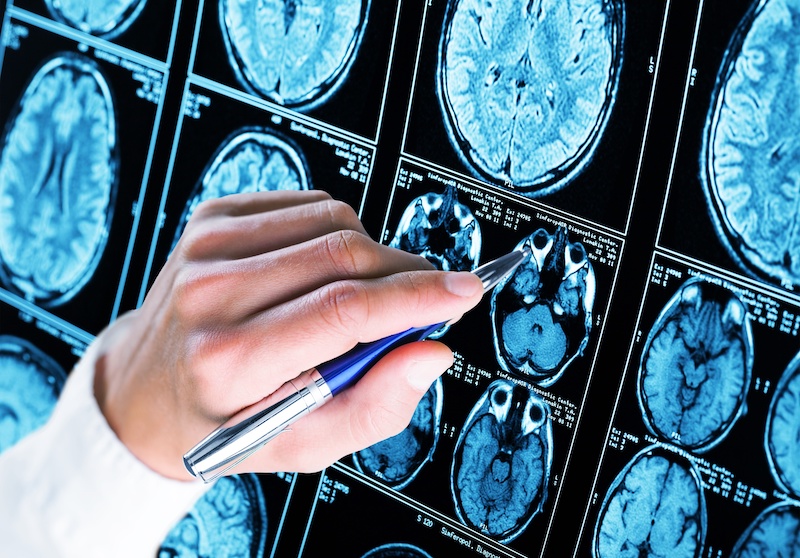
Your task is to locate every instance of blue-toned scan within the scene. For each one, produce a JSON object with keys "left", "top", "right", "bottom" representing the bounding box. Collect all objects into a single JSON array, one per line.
[
  {"left": 765, "top": 351, "right": 800, "bottom": 497},
  {"left": 638, "top": 278, "right": 752, "bottom": 452},
  {"left": 451, "top": 379, "right": 552, "bottom": 543},
  {"left": 360, "top": 543, "right": 434, "bottom": 558},
  {"left": 44, "top": 0, "right": 148, "bottom": 38},
  {"left": 700, "top": 0, "right": 800, "bottom": 288},
  {"left": 437, "top": 0, "right": 624, "bottom": 195},
  {"left": 172, "top": 128, "right": 310, "bottom": 248},
  {"left": 0, "top": 54, "right": 117, "bottom": 306},
  {"left": 220, "top": 0, "right": 370, "bottom": 108},
  {"left": 593, "top": 446, "right": 706, "bottom": 558},
  {"left": 353, "top": 378, "right": 442, "bottom": 490},
  {"left": 730, "top": 502, "right": 800, "bottom": 557},
  {"left": 159, "top": 474, "right": 267, "bottom": 557},
  {"left": 490, "top": 227, "right": 595, "bottom": 386},
  {"left": 0, "top": 336, "right": 66, "bottom": 454}
]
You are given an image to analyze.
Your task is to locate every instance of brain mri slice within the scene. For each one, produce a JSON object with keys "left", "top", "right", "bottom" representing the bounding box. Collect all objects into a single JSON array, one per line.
[
  {"left": 44, "top": 0, "right": 148, "bottom": 38},
  {"left": 491, "top": 227, "right": 595, "bottom": 386},
  {"left": 0, "top": 336, "right": 66, "bottom": 455},
  {"left": 159, "top": 474, "right": 267, "bottom": 557},
  {"left": 638, "top": 278, "right": 753, "bottom": 452},
  {"left": 0, "top": 53, "right": 117, "bottom": 306},
  {"left": 451, "top": 379, "right": 552, "bottom": 542},
  {"left": 730, "top": 502, "right": 800, "bottom": 557},
  {"left": 593, "top": 446, "right": 706, "bottom": 558},
  {"left": 700, "top": 0, "right": 800, "bottom": 289},
  {"left": 765, "top": 350, "right": 800, "bottom": 497},
  {"left": 220, "top": 0, "right": 370, "bottom": 109},
  {"left": 437, "top": 0, "right": 624, "bottom": 195},
  {"left": 353, "top": 378, "right": 442, "bottom": 490},
  {"left": 360, "top": 543, "right": 434, "bottom": 558}
]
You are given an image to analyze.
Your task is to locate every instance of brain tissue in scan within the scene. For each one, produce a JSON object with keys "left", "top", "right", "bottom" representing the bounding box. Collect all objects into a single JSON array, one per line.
[
  {"left": 44, "top": 0, "right": 148, "bottom": 38},
  {"left": 0, "top": 54, "right": 117, "bottom": 306},
  {"left": 730, "top": 502, "right": 800, "bottom": 557},
  {"left": 765, "top": 351, "right": 800, "bottom": 497},
  {"left": 451, "top": 379, "right": 552, "bottom": 542},
  {"left": 172, "top": 128, "right": 310, "bottom": 249},
  {"left": 159, "top": 474, "right": 267, "bottom": 558},
  {"left": 360, "top": 543, "right": 434, "bottom": 558},
  {"left": 353, "top": 378, "right": 442, "bottom": 490},
  {"left": 593, "top": 446, "right": 706, "bottom": 558},
  {"left": 638, "top": 278, "right": 752, "bottom": 452},
  {"left": 437, "top": 0, "right": 624, "bottom": 196},
  {"left": 0, "top": 336, "right": 66, "bottom": 455},
  {"left": 491, "top": 227, "right": 595, "bottom": 386},
  {"left": 701, "top": 0, "right": 800, "bottom": 289},
  {"left": 220, "top": 0, "right": 370, "bottom": 108}
]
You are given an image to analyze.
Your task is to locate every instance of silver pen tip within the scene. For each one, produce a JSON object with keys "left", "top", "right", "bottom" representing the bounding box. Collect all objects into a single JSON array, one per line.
[{"left": 474, "top": 247, "right": 531, "bottom": 293}]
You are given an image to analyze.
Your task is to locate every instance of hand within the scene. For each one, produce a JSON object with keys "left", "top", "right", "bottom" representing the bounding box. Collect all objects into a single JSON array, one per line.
[{"left": 92, "top": 191, "right": 484, "bottom": 480}]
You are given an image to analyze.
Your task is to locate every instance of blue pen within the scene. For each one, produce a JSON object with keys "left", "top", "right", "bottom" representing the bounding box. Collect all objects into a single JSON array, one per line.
[{"left": 183, "top": 247, "right": 530, "bottom": 482}]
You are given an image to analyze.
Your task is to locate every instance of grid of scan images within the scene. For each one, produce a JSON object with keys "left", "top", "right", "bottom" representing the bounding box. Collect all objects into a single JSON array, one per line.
[{"left": 1, "top": 0, "right": 799, "bottom": 557}]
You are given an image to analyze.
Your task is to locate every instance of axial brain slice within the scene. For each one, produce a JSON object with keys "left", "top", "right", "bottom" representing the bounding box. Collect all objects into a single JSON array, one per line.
[
  {"left": 638, "top": 279, "right": 752, "bottom": 452},
  {"left": 730, "top": 503, "right": 800, "bottom": 557},
  {"left": 765, "top": 353, "right": 800, "bottom": 497},
  {"left": 222, "top": 0, "right": 369, "bottom": 107},
  {"left": 0, "top": 55, "right": 116, "bottom": 305},
  {"left": 701, "top": 0, "right": 800, "bottom": 287},
  {"left": 44, "top": 0, "right": 148, "bottom": 37},
  {"left": 451, "top": 380, "right": 552, "bottom": 542},
  {"left": 439, "top": 0, "right": 623, "bottom": 194}
]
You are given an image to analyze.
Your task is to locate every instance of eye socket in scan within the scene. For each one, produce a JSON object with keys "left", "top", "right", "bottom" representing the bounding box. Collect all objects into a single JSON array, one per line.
[
  {"left": 220, "top": 0, "right": 370, "bottom": 109},
  {"left": 490, "top": 227, "right": 595, "bottom": 386},
  {"left": 730, "top": 502, "right": 800, "bottom": 558},
  {"left": 0, "top": 53, "right": 117, "bottom": 306},
  {"left": 437, "top": 0, "right": 624, "bottom": 196},
  {"left": 44, "top": 0, "right": 148, "bottom": 38},
  {"left": 765, "top": 351, "right": 800, "bottom": 498},
  {"left": 450, "top": 379, "right": 552, "bottom": 543},
  {"left": 700, "top": 0, "right": 800, "bottom": 289}
]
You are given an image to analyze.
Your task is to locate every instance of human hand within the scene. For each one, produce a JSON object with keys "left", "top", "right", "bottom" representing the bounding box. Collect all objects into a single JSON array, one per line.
[{"left": 93, "top": 191, "right": 484, "bottom": 481}]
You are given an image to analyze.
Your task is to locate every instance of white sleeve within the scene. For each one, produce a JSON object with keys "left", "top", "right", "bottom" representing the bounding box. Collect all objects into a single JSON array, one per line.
[{"left": 0, "top": 336, "right": 212, "bottom": 558}]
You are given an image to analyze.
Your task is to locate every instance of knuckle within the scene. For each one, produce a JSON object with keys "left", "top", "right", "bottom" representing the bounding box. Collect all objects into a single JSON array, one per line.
[
  {"left": 171, "top": 264, "right": 222, "bottom": 324},
  {"left": 316, "top": 280, "right": 369, "bottom": 337},
  {"left": 321, "top": 230, "right": 375, "bottom": 277},
  {"left": 321, "top": 198, "right": 359, "bottom": 229}
]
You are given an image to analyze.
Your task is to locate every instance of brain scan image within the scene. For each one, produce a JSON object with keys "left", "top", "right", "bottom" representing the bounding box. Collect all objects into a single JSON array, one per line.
[
  {"left": 765, "top": 351, "right": 800, "bottom": 497},
  {"left": 450, "top": 379, "right": 552, "bottom": 542},
  {"left": 172, "top": 128, "right": 310, "bottom": 249},
  {"left": 0, "top": 336, "right": 66, "bottom": 455},
  {"left": 220, "top": 0, "right": 370, "bottom": 109},
  {"left": 44, "top": 0, "right": 148, "bottom": 38},
  {"left": 360, "top": 543, "right": 434, "bottom": 558},
  {"left": 0, "top": 54, "right": 117, "bottom": 307},
  {"left": 490, "top": 227, "right": 595, "bottom": 386},
  {"left": 730, "top": 502, "right": 800, "bottom": 557},
  {"left": 700, "top": 0, "right": 800, "bottom": 289},
  {"left": 159, "top": 474, "right": 267, "bottom": 557},
  {"left": 638, "top": 278, "right": 752, "bottom": 452},
  {"left": 593, "top": 446, "right": 706, "bottom": 558},
  {"left": 437, "top": 0, "right": 624, "bottom": 196},
  {"left": 353, "top": 378, "right": 442, "bottom": 490}
]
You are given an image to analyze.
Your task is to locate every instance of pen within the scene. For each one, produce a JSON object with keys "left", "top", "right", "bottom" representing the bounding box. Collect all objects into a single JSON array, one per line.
[{"left": 183, "top": 247, "right": 530, "bottom": 482}]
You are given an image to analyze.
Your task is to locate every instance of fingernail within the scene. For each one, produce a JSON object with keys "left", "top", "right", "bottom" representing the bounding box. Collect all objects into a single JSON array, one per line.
[
  {"left": 444, "top": 272, "right": 482, "bottom": 297},
  {"left": 407, "top": 354, "right": 453, "bottom": 391}
]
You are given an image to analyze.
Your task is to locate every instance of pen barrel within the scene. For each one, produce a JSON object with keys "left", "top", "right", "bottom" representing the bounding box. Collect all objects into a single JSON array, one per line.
[{"left": 183, "top": 368, "right": 331, "bottom": 483}]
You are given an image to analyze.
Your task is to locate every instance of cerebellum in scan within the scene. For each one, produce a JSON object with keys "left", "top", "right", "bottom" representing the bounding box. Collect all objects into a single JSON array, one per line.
[
  {"left": 159, "top": 474, "right": 267, "bottom": 557},
  {"left": 172, "top": 127, "right": 310, "bottom": 249},
  {"left": 220, "top": 0, "right": 370, "bottom": 109},
  {"left": 491, "top": 227, "right": 595, "bottom": 386},
  {"left": 638, "top": 278, "right": 752, "bottom": 452},
  {"left": 593, "top": 446, "right": 706, "bottom": 558},
  {"left": 765, "top": 351, "right": 800, "bottom": 497},
  {"left": 44, "top": 0, "right": 148, "bottom": 38},
  {"left": 450, "top": 379, "right": 552, "bottom": 542},
  {"left": 730, "top": 502, "right": 800, "bottom": 557},
  {"left": 353, "top": 378, "right": 442, "bottom": 490},
  {"left": 437, "top": 0, "right": 624, "bottom": 195},
  {"left": 700, "top": 0, "right": 800, "bottom": 289},
  {"left": 0, "top": 54, "right": 117, "bottom": 306}
]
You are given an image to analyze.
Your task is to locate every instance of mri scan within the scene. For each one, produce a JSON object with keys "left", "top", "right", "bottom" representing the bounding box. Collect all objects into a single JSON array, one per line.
[
  {"left": 360, "top": 543, "right": 433, "bottom": 558},
  {"left": 437, "top": 0, "right": 624, "bottom": 195},
  {"left": 730, "top": 502, "right": 800, "bottom": 557},
  {"left": 451, "top": 379, "right": 552, "bottom": 542},
  {"left": 44, "top": 0, "right": 148, "bottom": 38},
  {"left": 491, "top": 227, "right": 595, "bottom": 386},
  {"left": 0, "top": 336, "right": 66, "bottom": 455},
  {"left": 765, "top": 351, "right": 800, "bottom": 498},
  {"left": 219, "top": 0, "right": 370, "bottom": 108},
  {"left": 593, "top": 446, "right": 706, "bottom": 558},
  {"left": 0, "top": 53, "right": 117, "bottom": 306},
  {"left": 700, "top": 0, "right": 800, "bottom": 289}
]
